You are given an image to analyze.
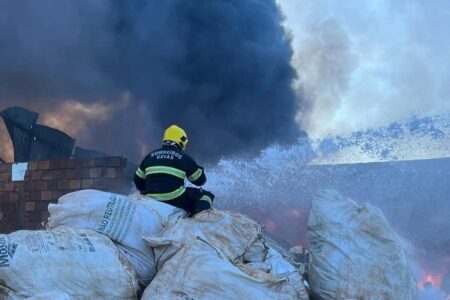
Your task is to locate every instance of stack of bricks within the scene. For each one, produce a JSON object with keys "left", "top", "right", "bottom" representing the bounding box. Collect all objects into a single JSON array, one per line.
[
  {"left": 0, "top": 157, "right": 133, "bottom": 233},
  {"left": 0, "top": 163, "right": 20, "bottom": 233}
]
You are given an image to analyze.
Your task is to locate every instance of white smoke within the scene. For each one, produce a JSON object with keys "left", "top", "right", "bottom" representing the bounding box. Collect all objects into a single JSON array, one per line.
[
  {"left": 278, "top": 0, "right": 450, "bottom": 138},
  {"left": 206, "top": 113, "right": 450, "bottom": 297}
]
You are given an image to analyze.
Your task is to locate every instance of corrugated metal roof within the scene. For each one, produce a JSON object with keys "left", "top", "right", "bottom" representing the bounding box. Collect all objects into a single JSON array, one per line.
[
  {"left": 29, "top": 124, "right": 75, "bottom": 161},
  {"left": 1, "top": 106, "right": 75, "bottom": 162},
  {"left": 0, "top": 107, "right": 38, "bottom": 162},
  {"left": 74, "top": 146, "right": 109, "bottom": 158}
]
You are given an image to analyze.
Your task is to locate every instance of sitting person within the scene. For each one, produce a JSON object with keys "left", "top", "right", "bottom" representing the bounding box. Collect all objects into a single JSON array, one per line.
[{"left": 134, "top": 125, "right": 215, "bottom": 216}]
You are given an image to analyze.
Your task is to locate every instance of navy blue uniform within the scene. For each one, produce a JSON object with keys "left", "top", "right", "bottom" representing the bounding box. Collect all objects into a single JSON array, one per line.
[{"left": 134, "top": 144, "right": 214, "bottom": 215}]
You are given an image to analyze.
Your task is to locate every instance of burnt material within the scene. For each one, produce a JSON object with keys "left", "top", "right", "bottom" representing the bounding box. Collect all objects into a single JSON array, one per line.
[
  {"left": 0, "top": 107, "right": 38, "bottom": 162},
  {"left": 0, "top": 107, "right": 75, "bottom": 162},
  {"left": 29, "top": 124, "right": 75, "bottom": 161},
  {"left": 74, "top": 146, "right": 109, "bottom": 159}
]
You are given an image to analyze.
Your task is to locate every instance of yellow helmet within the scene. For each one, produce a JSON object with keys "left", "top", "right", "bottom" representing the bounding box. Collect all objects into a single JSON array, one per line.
[{"left": 163, "top": 125, "right": 188, "bottom": 150}]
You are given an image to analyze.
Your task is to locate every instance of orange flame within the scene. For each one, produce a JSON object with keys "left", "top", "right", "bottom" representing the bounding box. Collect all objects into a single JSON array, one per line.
[{"left": 418, "top": 272, "right": 444, "bottom": 289}]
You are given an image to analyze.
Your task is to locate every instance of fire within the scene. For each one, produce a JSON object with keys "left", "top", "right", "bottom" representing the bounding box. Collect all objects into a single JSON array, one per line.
[{"left": 418, "top": 272, "right": 444, "bottom": 289}]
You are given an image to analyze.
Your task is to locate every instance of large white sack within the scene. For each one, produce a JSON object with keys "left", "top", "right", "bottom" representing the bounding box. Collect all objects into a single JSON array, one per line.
[
  {"left": 142, "top": 238, "right": 307, "bottom": 300},
  {"left": 144, "top": 209, "right": 309, "bottom": 299},
  {"left": 127, "top": 192, "right": 187, "bottom": 221},
  {"left": 0, "top": 227, "right": 139, "bottom": 300},
  {"left": 246, "top": 248, "right": 309, "bottom": 300},
  {"left": 145, "top": 209, "right": 264, "bottom": 270},
  {"left": 308, "top": 189, "right": 417, "bottom": 300},
  {"left": 47, "top": 189, "right": 185, "bottom": 285},
  {"left": 247, "top": 248, "right": 297, "bottom": 276}
]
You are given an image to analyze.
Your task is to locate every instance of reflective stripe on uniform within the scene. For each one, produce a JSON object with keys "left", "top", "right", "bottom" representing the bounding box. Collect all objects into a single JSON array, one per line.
[
  {"left": 147, "top": 186, "right": 186, "bottom": 201},
  {"left": 199, "top": 195, "right": 212, "bottom": 205},
  {"left": 188, "top": 168, "right": 203, "bottom": 182},
  {"left": 145, "top": 166, "right": 186, "bottom": 179},
  {"left": 135, "top": 167, "right": 146, "bottom": 179}
]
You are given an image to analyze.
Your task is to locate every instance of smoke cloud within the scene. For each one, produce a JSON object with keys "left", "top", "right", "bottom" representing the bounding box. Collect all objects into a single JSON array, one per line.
[
  {"left": 0, "top": 0, "right": 303, "bottom": 163},
  {"left": 278, "top": 0, "right": 450, "bottom": 138}
]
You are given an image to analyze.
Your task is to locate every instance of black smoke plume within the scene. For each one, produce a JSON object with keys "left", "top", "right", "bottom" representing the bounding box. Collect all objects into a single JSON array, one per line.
[{"left": 0, "top": 0, "right": 304, "bottom": 162}]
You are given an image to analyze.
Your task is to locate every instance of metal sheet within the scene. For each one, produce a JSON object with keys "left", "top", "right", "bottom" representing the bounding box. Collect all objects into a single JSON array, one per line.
[
  {"left": 74, "top": 146, "right": 109, "bottom": 158},
  {"left": 29, "top": 124, "right": 75, "bottom": 161},
  {"left": 1, "top": 107, "right": 75, "bottom": 161},
  {"left": 0, "top": 107, "right": 38, "bottom": 162}
]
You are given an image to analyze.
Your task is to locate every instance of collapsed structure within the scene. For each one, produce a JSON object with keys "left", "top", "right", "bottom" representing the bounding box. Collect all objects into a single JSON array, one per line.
[{"left": 0, "top": 106, "right": 109, "bottom": 163}]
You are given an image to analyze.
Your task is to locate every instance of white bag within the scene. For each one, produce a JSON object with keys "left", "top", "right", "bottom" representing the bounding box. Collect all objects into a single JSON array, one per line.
[
  {"left": 146, "top": 209, "right": 263, "bottom": 270},
  {"left": 142, "top": 238, "right": 306, "bottom": 300},
  {"left": 247, "top": 248, "right": 297, "bottom": 276},
  {"left": 144, "top": 209, "right": 309, "bottom": 300},
  {"left": 47, "top": 189, "right": 185, "bottom": 285},
  {"left": 308, "top": 189, "right": 417, "bottom": 300},
  {"left": 246, "top": 247, "right": 309, "bottom": 300},
  {"left": 0, "top": 227, "right": 139, "bottom": 299}
]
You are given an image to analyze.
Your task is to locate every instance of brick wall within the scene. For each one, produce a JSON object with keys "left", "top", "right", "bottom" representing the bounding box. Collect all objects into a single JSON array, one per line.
[{"left": 0, "top": 157, "right": 134, "bottom": 233}]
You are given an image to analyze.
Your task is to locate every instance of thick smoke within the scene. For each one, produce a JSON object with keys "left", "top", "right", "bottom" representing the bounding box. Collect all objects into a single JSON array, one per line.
[
  {"left": 278, "top": 0, "right": 450, "bottom": 138},
  {"left": 0, "top": 0, "right": 303, "bottom": 163}
]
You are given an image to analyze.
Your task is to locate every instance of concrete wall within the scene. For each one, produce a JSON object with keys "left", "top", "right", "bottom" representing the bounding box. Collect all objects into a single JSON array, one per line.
[{"left": 0, "top": 157, "right": 133, "bottom": 233}]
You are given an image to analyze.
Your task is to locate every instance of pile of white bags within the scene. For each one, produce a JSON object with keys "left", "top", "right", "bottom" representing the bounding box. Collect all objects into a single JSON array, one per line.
[
  {"left": 47, "top": 190, "right": 185, "bottom": 285},
  {"left": 1, "top": 189, "right": 308, "bottom": 299},
  {"left": 307, "top": 189, "right": 417, "bottom": 300},
  {"left": 0, "top": 227, "right": 139, "bottom": 299},
  {"left": 143, "top": 209, "right": 309, "bottom": 300}
]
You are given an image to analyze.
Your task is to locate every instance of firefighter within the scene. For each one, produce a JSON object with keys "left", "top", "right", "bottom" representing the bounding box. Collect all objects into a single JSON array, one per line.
[{"left": 134, "top": 125, "right": 215, "bottom": 216}]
